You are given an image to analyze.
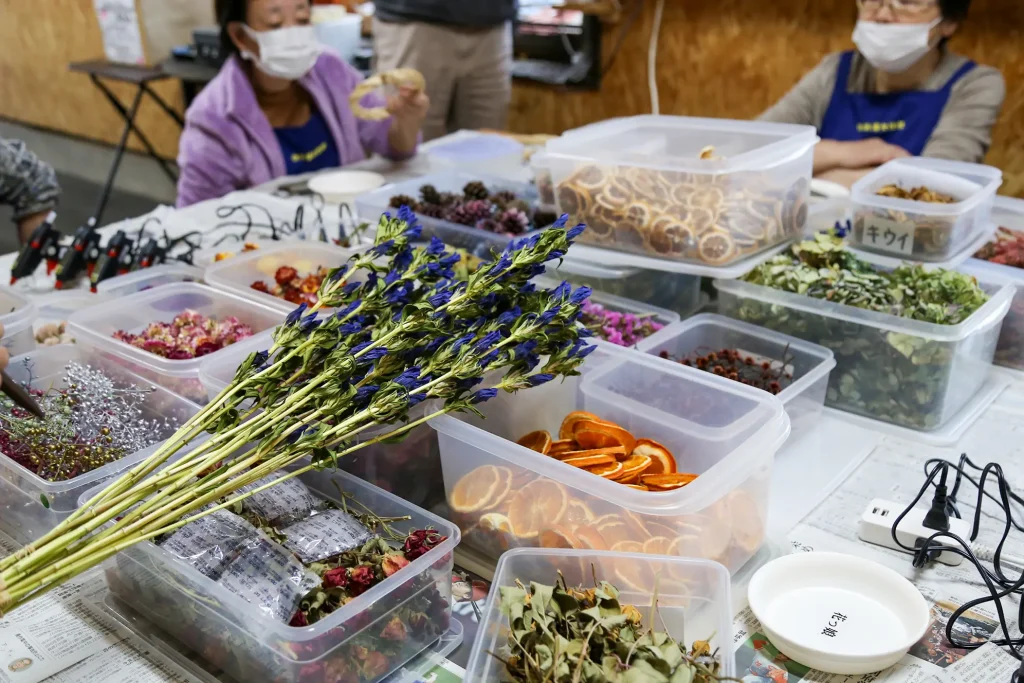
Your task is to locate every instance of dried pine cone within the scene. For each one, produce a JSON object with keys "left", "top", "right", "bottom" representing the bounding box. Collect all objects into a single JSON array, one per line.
[
  {"left": 444, "top": 199, "right": 493, "bottom": 226},
  {"left": 389, "top": 194, "right": 418, "bottom": 209},
  {"left": 496, "top": 208, "right": 530, "bottom": 235},
  {"left": 419, "top": 184, "right": 442, "bottom": 205},
  {"left": 463, "top": 181, "right": 490, "bottom": 201},
  {"left": 437, "top": 192, "right": 461, "bottom": 207},
  {"left": 491, "top": 190, "right": 518, "bottom": 209}
]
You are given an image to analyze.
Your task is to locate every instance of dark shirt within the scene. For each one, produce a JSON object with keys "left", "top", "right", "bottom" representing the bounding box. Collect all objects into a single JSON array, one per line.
[
  {"left": 374, "top": 0, "right": 516, "bottom": 27},
  {"left": 273, "top": 109, "right": 341, "bottom": 176}
]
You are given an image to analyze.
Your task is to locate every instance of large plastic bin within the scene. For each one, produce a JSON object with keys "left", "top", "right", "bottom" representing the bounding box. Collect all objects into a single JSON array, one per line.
[
  {"left": 0, "top": 344, "right": 199, "bottom": 544},
  {"left": 637, "top": 314, "right": 835, "bottom": 437},
  {"left": 430, "top": 344, "right": 790, "bottom": 573},
  {"left": 714, "top": 275, "right": 1013, "bottom": 431},
  {"left": 0, "top": 286, "right": 38, "bottom": 357},
  {"left": 88, "top": 466, "right": 459, "bottom": 683},
  {"left": 204, "top": 241, "right": 362, "bottom": 313},
  {"left": 95, "top": 262, "right": 204, "bottom": 297},
  {"left": 355, "top": 170, "right": 539, "bottom": 258},
  {"left": 549, "top": 259, "right": 703, "bottom": 318},
  {"left": 966, "top": 196, "right": 1024, "bottom": 370},
  {"left": 849, "top": 158, "right": 1001, "bottom": 262},
  {"left": 465, "top": 548, "right": 735, "bottom": 681},
  {"left": 544, "top": 115, "right": 817, "bottom": 268},
  {"left": 68, "top": 283, "right": 284, "bottom": 403}
]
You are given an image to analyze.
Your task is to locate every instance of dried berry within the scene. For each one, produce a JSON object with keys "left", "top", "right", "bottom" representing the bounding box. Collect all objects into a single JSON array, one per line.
[
  {"left": 663, "top": 346, "right": 794, "bottom": 396},
  {"left": 418, "top": 184, "right": 441, "bottom": 205},
  {"left": 388, "top": 194, "right": 417, "bottom": 210}
]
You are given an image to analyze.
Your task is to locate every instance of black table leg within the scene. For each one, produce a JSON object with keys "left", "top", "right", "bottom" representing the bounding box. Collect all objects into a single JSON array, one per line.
[
  {"left": 141, "top": 82, "right": 185, "bottom": 128},
  {"left": 93, "top": 85, "right": 145, "bottom": 225}
]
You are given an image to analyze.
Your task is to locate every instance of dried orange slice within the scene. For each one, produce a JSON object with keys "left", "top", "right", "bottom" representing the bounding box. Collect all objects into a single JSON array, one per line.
[
  {"left": 478, "top": 512, "right": 513, "bottom": 534},
  {"left": 575, "top": 422, "right": 636, "bottom": 454},
  {"left": 586, "top": 461, "right": 625, "bottom": 479},
  {"left": 643, "top": 536, "right": 673, "bottom": 555},
  {"left": 517, "top": 430, "right": 552, "bottom": 455},
  {"left": 564, "top": 500, "right": 595, "bottom": 526},
  {"left": 610, "top": 456, "right": 651, "bottom": 483},
  {"left": 481, "top": 467, "right": 514, "bottom": 512},
  {"left": 450, "top": 465, "right": 505, "bottom": 513},
  {"left": 507, "top": 480, "right": 568, "bottom": 539},
  {"left": 556, "top": 446, "right": 626, "bottom": 461},
  {"left": 573, "top": 428, "right": 619, "bottom": 450},
  {"left": 574, "top": 524, "right": 608, "bottom": 550},
  {"left": 611, "top": 540, "right": 654, "bottom": 590},
  {"left": 559, "top": 411, "right": 601, "bottom": 441},
  {"left": 625, "top": 484, "right": 649, "bottom": 491},
  {"left": 727, "top": 490, "right": 764, "bottom": 555},
  {"left": 562, "top": 452, "right": 617, "bottom": 469},
  {"left": 549, "top": 439, "right": 577, "bottom": 455},
  {"left": 611, "top": 540, "right": 643, "bottom": 553},
  {"left": 698, "top": 231, "right": 736, "bottom": 265},
  {"left": 595, "top": 519, "right": 633, "bottom": 547},
  {"left": 539, "top": 526, "right": 580, "bottom": 549},
  {"left": 645, "top": 521, "right": 678, "bottom": 539},
  {"left": 632, "top": 439, "right": 676, "bottom": 474},
  {"left": 641, "top": 473, "right": 698, "bottom": 490}
]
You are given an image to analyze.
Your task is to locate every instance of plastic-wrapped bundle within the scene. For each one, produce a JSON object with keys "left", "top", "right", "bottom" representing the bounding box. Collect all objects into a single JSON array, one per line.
[
  {"left": 217, "top": 532, "right": 321, "bottom": 622},
  {"left": 235, "top": 475, "right": 327, "bottom": 525},
  {"left": 158, "top": 509, "right": 258, "bottom": 580},
  {"left": 279, "top": 509, "right": 376, "bottom": 564}
]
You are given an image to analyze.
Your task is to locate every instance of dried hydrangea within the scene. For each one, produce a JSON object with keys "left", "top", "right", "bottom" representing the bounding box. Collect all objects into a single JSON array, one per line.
[{"left": 113, "top": 310, "right": 254, "bottom": 360}]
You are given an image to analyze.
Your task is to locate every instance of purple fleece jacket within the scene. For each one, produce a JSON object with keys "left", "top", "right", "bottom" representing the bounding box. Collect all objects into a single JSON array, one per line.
[{"left": 176, "top": 51, "right": 415, "bottom": 207}]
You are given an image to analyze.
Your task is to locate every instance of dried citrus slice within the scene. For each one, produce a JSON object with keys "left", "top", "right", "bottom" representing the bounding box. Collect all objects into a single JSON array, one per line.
[
  {"left": 562, "top": 452, "right": 617, "bottom": 469},
  {"left": 516, "top": 430, "right": 552, "bottom": 454},
  {"left": 507, "top": 480, "right": 568, "bottom": 539},
  {"left": 576, "top": 422, "right": 636, "bottom": 453},
  {"left": 586, "top": 461, "right": 625, "bottom": 479},
  {"left": 481, "top": 467, "right": 514, "bottom": 512},
  {"left": 559, "top": 411, "right": 602, "bottom": 441},
  {"left": 611, "top": 540, "right": 654, "bottom": 590},
  {"left": 632, "top": 439, "right": 676, "bottom": 474},
  {"left": 573, "top": 428, "right": 618, "bottom": 450},
  {"left": 450, "top": 465, "right": 503, "bottom": 513},
  {"left": 698, "top": 231, "right": 736, "bottom": 265},
  {"left": 549, "top": 439, "right": 577, "bottom": 455},
  {"left": 478, "top": 512, "right": 513, "bottom": 534},
  {"left": 539, "top": 526, "right": 580, "bottom": 549},
  {"left": 643, "top": 536, "right": 673, "bottom": 555},
  {"left": 616, "top": 453, "right": 652, "bottom": 482},
  {"left": 564, "top": 500, "right": 595, "bottom": 526},
  {"left": 625, "top": 484, "right": 649, "bottom": 491},
  {"left": 574, "top": 524, "right": 608, "bottom": 550},
  {"left": 611, "top": 540, "right": 643, "bottom": 553},
  {"left": 645, "top": 521, "right": 678, "bottom": 539},
  {"left": 556, "top": 446, "right": 627, "bottom": 461},
  {"left": 641, "top": 473, "right": 699, "bottom": 490},
  {"left": 595, "top": 519, "right": 633, "bottom": 547},
  {"left": 727, "top": 490, "right": 765, "bottom": 555}
]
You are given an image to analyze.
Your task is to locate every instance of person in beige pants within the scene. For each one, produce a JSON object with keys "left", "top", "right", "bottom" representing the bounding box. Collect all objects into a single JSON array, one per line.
[{"left": 373, "top": 0, "right": 515, "bottom": 141}]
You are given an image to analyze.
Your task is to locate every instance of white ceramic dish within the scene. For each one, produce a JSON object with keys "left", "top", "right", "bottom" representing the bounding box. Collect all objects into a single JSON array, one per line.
[
  {"left": 308, "top": 170, "right": 386, "bottom": 204},
  {"left": 748, "top": 552, "right": 929, "bottom": 675}
]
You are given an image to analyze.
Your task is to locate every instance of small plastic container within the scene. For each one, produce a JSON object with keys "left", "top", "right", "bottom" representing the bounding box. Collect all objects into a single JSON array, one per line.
[
  {"left": 0, "top": 344, "right": 200, "bottom": 544},
  {"left": 637, "top": 314, "right": 835, "bottom": 438},
  {"left": 95, "top": 262, "right": 204, "bottom": 298},
  {"left": 714, "top": 274, "right": 1013, "bottom": 432},
  {"left": 0, "top": 286, "right": 38, "bottom": 357},
  {"left": 965, "top": 195, "right": 1024, "bottom": 371},
  {"left": 849, "top": 158, "right": 1002, "bottom": 262},
  {"left": 430, "top": 343, "right": 790, "bottom": 572},
  {"left": 355, "top": 170, "right": 539, "bottom": 258},
  {"left": 68, "top": 283, "right": 284, "bottom": 403},
  {"left": 465, "top": 548, "right": 735, "bottom": 681},
  {"left": 204, "top": 241, "right": 361, "bottom": 313},
  {"left": 90, "top": 466, "right": 459, "bottom": 683},
  {"left": 550, "top": 259, "right": 703, "bottom": 318},
  {"left": 545, "top": 115, "right": 817, "bottom": 268},
  {"left": 32, "top": 291, "right": 110, "bottom": 344}
]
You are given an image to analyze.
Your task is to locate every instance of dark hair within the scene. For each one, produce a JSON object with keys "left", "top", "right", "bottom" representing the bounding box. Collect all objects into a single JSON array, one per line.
[
  {"left": 939, "top": 0, "right": 970, "bottom": 21},
  {"left": 215, "top": 0, "right": 248, "bottom": 55}
]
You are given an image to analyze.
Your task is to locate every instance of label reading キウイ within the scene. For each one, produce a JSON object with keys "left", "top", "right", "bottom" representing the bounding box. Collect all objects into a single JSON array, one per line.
[{"left": 860, "top": 215, "right": 916, "bottom": 256}]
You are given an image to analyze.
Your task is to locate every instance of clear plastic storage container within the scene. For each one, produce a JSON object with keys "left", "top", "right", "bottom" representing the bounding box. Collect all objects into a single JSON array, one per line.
[
  {"left": 849, "top": 158, "right": 1001, "bottom": 262},
  {"left": 0, "top": 344, "right": 199, "bottom": 544},
  {"left": 68, "top": 283, "right": 284, "bottom": 403},
  {"left": 549, "top": 259, "right": 703, "bottom": 318},
  {"left": 355, "top": 170, "right": 540, "bottom": 258},
  {"left": 0, "top": 286, "right": 38, "bottom": 356},
  {"left": 430, "top": 344, "right": 790, "bottom": 573},
  {"left": 32, "top": 291, "right": 110, "bottom": 344},
  {"left": 465, "top": 548, "right": 735, "bottom": 681},
  {"left": 637, "top": 314, "right": 835, "bottom": 437},
  {"left": 204, "top": 241, "right": 362, "bottom": 313},
  {"left": 530, "top": 151, "right": 557, "bottom": 209},
  {"left": 714, "top": 275, "right": 1013, "bottom": 431},
  {"left": 544, "top": 115, "right": 817, "bottom": 268},
  {"left": 89, "top": 466, "right": 459, "bottom": 683},
  {"left": 95, "top": 262, "right": 204, "bottom": 297}
]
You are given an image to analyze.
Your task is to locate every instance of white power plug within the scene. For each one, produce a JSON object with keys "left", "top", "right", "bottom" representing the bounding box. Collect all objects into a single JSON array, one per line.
[{"left": 857, "top": 498, "right": 971, "bottom": 566}]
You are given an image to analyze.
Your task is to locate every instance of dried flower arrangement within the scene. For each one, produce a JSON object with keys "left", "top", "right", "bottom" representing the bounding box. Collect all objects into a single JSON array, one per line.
[
  {"left": 112, "top": 310, "right": 254, "bottom": 360},
  {"left": 251, "top": 265, "right": 332, "bottom": 307}
]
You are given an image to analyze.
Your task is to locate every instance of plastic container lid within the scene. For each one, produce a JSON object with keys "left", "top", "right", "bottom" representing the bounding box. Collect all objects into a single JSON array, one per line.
[
  {"left": 95, "top": 262, "right": 204, "bottom": 297},
  {"left": 0, "top": 286, "right": 37, "bottom": 340},
  {"left": 748, "top": 552, "right": 929, "bottom": 675},
  {"left": 308, "top": 170, "right": 386, "bottom": 205},
  {"left": 851, "top": 158, "right": 1001, "bottom": 219},
  {"left": 566, "top": 239, "right": 796, "bottom": 278}
]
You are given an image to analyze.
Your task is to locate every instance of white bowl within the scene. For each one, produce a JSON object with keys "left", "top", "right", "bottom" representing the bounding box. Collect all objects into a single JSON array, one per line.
[
  {"left": 748, "top": 552, "right": 929, "bottom": 675},
  {"left": 308, "top": 170, "right": 386, "bottom": 205}
]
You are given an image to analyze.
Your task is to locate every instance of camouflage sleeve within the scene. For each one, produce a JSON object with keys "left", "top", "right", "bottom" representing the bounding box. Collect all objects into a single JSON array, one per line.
[{"left": 0, "top": 138, "right": 60, "bottom": 222}]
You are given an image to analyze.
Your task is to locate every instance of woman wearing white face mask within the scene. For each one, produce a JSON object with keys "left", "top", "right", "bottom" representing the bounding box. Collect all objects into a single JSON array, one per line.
[
  {"left": 176, "top": 0, "right": 428, "bottom": 207},
  {"left": 760, "top": 0, "right": 1004, "bottom": 188}
]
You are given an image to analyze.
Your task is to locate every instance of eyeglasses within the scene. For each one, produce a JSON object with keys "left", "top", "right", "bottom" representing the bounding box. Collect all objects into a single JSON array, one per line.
[{"left": 857, "top": 0, "right": 939, "bottom": 17}]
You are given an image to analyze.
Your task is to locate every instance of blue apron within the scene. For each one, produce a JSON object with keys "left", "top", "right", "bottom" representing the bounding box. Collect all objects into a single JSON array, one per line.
[{"left": 819, "top": 51, "right": 976, "bottom": 155}]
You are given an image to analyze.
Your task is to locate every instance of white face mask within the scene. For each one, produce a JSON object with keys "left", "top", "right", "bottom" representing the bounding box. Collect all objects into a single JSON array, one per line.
[
  {"left": 852, "top": 18, "right": 943, "bottom": 73},
  {"left": 241, "top": 25, "right": 322, "bottom": 80}
]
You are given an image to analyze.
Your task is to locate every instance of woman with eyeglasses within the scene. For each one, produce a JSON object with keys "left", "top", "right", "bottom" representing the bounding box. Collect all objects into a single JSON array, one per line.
[{"left": 761, "top": 0, "right": 1004, "bottom": 187}]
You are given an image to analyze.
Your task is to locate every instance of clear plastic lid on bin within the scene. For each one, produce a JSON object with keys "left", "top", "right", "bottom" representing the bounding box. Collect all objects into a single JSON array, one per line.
[
  {"left": 96, "top": 262, "right": 204, "bottom": 298},
  {"left": 849, "top": 158, "right": 1001, "bottom": 263},
  {"left": 544, "top": 115, "right": 818, "bottom": 272},
  {"left": 0, "top": 286, "right": 38, "bottom": 356}
]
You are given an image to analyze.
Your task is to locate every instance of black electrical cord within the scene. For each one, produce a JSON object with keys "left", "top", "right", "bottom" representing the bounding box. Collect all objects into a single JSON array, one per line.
[{"left": 891, "top": 454, "right": 1024, "bottom": 681}]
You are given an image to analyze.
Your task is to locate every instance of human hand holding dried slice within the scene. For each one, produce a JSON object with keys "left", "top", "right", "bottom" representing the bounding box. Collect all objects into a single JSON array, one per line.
[{"left": 350, "top": 68, "right": 426, "bottom": 121}]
